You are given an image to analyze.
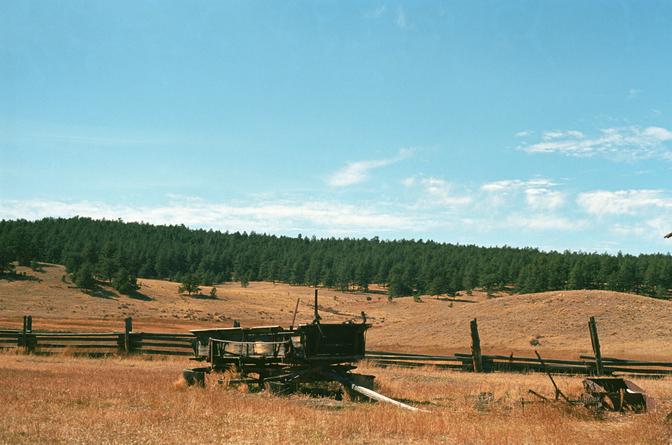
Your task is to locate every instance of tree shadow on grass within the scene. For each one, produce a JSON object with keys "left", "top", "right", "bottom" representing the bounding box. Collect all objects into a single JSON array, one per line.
[
  {"left": 364, "top": 289, "right": 388, "bottom": 295},
  {"left": 82, "top": 285, "right": 117, "bottom": 299},
  {"left": 126, "top": 290, "right": 153, "bottom": 301},
  {"left": 0, "top": 272, "right": 41, "bottom": 283},
  {"left": 436, "top": 297, "right": 475, "bottom": 303},
  {"left": 191, "top": 293, "right": 218, "bottom": 300}
]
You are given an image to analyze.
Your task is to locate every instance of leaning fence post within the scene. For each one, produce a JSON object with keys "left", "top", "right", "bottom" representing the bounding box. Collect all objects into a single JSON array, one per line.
[
  {"left": 470, "top": 318, "right": 483, "bottom": 372},
  {"left": 124, "top": 317, "right": 133, "bottom": 354},
  {"left": 588, "top": 316, "right": 604, "bottom": 375}
]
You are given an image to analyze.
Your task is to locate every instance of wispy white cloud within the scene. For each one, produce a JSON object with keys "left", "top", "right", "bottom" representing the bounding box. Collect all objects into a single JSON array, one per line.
[
  {"left": 577, "top": 189, "right": 672, "bottom": 216},
  {"left": 419, "top": 177, "right": 472, "bottom": 206},
  {"left": 481, "top": 178, "right": 555, "bottom": 193},
  {"left": 541, "top": 130, "right": 584, "bottom": 140},
  {"left": 401, "top": 176, "right": 416, "bottom": 187},
  {"left": 326, "top": 148, "right": 413, "bottom": 187},
  {"left": 0, "top": 196, "right": 428, "bottom": 235},
  {"left": 519, "top": 126, "right": 672, "bottom": 160},
  {"left": 505, "top": 214, "right": 587, "bottom": 231},
  {"left": 514, "top": 130, "right": 532, "bottom": 138},
  {"left": 480, "top": 177, "right": 567, "bottom": 212},
  {"left": 524, "top": 188, "right": 566, "bottom": 210},
  {"left": 610, "top": 217, "right": 671, "bottom": 240}
]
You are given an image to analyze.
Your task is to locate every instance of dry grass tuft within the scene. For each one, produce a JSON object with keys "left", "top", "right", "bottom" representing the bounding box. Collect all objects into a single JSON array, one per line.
[{"left": 172, "top": 376, "right": 188, "bottom": 391}]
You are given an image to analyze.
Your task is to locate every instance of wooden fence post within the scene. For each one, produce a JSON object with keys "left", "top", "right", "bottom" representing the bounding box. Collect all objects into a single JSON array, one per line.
[
  {"left": 124, "top": 317, "right": 133, "bottom": 354},
  {"left": 588, "top": 316, "right": 604, "bottom": 375},
  {"left": 19, "top": 315, "right": 35, "bottom": 354},
  {"left": 470, "top": 318, "right": 483, "bottom": 372},
  {"left": 26, "top": 315, "right": 34, "bottom": 353},
  {"left": 21, "top": 316, "right": 27, "bottom": 352}
]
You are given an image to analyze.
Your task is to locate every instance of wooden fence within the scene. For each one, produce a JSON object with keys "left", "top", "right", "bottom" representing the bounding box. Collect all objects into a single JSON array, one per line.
[
  {"left": 365, "top": 316, "right": 672, "bottom": 377},
  {"left": 0, "top": 316, "right": 195, "bottom": 357},
  {"left": 2, "top": 314, "right": 671, "bottom": 377}
]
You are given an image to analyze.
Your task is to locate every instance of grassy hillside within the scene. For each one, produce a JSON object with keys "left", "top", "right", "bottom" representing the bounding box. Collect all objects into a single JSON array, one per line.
[{"left": 1, "top": 263, "right": 670, "bottom": 360}]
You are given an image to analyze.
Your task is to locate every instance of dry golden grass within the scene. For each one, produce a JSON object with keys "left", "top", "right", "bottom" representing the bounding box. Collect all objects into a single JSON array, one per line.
[
  {"left": 0, "top": 265, "right": 672, "bottom": 360},
  {"left": 1, "top": 264, "right": 670, "bottom": 360},
  {"left": 0, "top": 353, "right": 671, "bottom": 444}
]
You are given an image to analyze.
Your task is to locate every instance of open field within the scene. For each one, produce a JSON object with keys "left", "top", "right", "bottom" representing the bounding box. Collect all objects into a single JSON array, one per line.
[
  {"left": 0, "top": 352, "right": 671, "bottom": 445},
  {"left": 1, "top": 264, "right": 671, "bottom": 359},
  {"left": 2, "top": 265, "right": 672, "bottom": 443}
]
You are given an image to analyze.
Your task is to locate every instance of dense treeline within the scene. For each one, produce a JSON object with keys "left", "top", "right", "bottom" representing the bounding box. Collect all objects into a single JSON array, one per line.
[{"left": 0, "top": 217, "right": 670, "bottom": 298}]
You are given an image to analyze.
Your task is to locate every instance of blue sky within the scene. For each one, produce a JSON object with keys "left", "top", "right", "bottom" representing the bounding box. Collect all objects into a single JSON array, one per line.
[{"left": 1, "top": 1, "right": 671, "bottom": 254}]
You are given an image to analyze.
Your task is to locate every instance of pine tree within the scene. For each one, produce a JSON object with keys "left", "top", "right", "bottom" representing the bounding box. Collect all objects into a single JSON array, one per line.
[
  {"left": 0, "top": 244, "right": 15, "bottom": 275},
  {"left": 240, "top": 272, "right": 250, "bottom": 288},
  {"left": 97, "top": 242, "right": 118, "bottom": 282},
  {"left": 388, "top": 264, "right": 411, "bottom": 297},
  {"left": 74, "top": 262, "right": 96, "bottom": 289},
  {"left": 178, "top": 274, "right": 201, "bottom": 296},
  {"left": 112, "top": 268, "right": 140, "bottom": 294}
]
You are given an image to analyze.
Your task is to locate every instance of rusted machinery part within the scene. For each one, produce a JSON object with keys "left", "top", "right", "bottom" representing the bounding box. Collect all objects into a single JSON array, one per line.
[
  {"left": 182, "top": 367, "right": 211, "bottom": 387},
  {"left": 582, "top": 378, "right": 655, "bottom": 413}
]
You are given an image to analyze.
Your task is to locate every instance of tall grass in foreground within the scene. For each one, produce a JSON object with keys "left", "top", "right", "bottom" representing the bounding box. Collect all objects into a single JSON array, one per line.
[{"left": 0, "top": 353, "right": 670, "bottom": 444}]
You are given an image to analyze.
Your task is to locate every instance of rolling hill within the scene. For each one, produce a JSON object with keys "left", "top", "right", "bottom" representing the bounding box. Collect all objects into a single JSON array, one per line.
[{"left": 1, "top": 263, "right": 670, "bottom": 360}]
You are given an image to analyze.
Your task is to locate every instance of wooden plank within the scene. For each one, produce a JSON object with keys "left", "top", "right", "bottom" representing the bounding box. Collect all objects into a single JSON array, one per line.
[
  {"left": 588, "top": 316, "right": 604, "bottom": 375},
  {"left": 136, "top": 333, "right": 195, "bottom": 340},
  {"left": 492, "top": 362, "right": 591, "bottom": 374},
  {"left": 137, "top": 349, "right": 194, "bottom": 356},
  {"left": 348, "top": 383, "right": 426, "bottom": 412},
  {"left": 33, "top": 336, "right": 119, "bottom": 342},
  {"left": 36, "top": 344, "right": 119, "bottom": 349},
  {"left": 580, "top": 355, "right": 672, "bottom": 367},
  {"left": 366, "top": 350, "right": 447, "bottom": 357},
  {"left": 365, "top": 354, "right": 461, "bottom": 362},
  {"left": 33, "top": 332, "right": 119, "bottom": 337},
  {"left": 368, "top": 360, "right": 463, "bottom": 369},
  {"left": 135, "top": 342, "right": 194, "bottom": 349},
  {"left": 605, "top": 366, "right": 672, "bottom": 375},
  {"left": 487, "top": 355, "right": 589, "bottom": 366}
]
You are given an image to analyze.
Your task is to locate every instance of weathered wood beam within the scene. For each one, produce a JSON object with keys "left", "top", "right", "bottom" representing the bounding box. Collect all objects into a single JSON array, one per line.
[
  {"left": 588, "top": 316, "right": 604, "bottom": 375},
  {"left": 470, "top": 319, "right": 483, "bottom": 372}
]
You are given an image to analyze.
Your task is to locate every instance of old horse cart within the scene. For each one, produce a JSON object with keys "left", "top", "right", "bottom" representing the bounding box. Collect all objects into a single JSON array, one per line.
[{"left": 182, "top": 291, "right": 417, "bottom": 409}]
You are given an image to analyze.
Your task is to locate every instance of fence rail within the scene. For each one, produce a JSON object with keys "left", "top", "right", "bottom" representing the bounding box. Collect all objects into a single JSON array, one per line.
[
  {"left": 364, "top": 316, "right": 672, "bottom": 377},
  {"left": 0, "top": 316, "right": 196, "bottom": 357},
  {"left": 3, "top": 315, "right": 671, "bottom": 377}
]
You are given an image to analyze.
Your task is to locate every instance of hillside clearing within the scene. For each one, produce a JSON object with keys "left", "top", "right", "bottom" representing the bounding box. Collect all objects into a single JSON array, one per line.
[{"left": 1, "top": 264, "right": 670, "bottom": 360}]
